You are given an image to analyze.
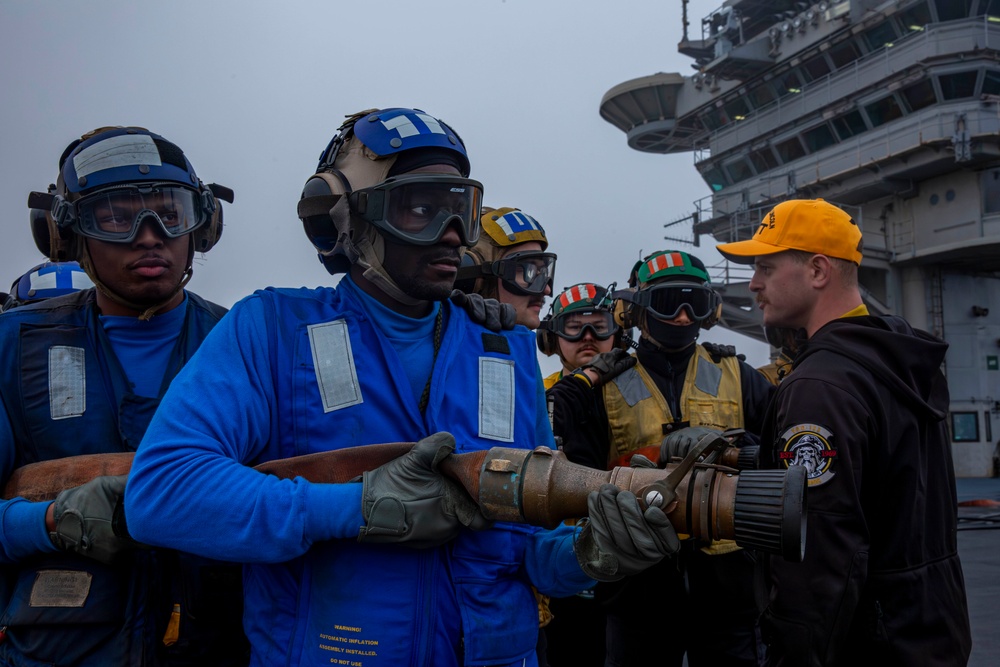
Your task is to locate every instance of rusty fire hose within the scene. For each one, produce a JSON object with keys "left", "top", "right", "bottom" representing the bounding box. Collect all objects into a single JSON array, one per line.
[{"left": 3, "top": 435, "right": 806, "bottom": 562}]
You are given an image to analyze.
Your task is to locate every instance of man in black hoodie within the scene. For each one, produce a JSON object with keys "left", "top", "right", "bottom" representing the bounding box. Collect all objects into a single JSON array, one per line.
[{"left": 718, "top": 199, "right": 972, "bottom": 666}]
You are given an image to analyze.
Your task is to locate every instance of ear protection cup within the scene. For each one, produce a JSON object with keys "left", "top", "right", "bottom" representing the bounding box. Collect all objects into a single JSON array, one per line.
[
  {"left": 190, "top": 183, "right": 234, "bottom": 254},
  {"left": 453, "top": 248, "right": 487, "bottom": 295},
  {"left": 613, "top": 292, "right": 639, "bottom": 330},
  {"left": 28, "top": 191, "right": 77, "bottom": 262},
  {"left": 536, "top": 317, "right": 559, "bottom": 356},
  {"left": 702, "top": 295, "right": 723, "bottom": 330}
]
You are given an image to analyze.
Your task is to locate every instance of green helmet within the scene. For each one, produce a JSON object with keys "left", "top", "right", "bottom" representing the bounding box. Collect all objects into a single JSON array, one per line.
[
  {"left": 551, "top": 283, "right": 612, "bottom": 317},
  {"left": 629, "top": 250, "right": 710, "bottom": 289}
]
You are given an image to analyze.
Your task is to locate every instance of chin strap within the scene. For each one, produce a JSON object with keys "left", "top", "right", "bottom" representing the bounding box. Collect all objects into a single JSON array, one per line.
[
  {"left": 324, "top": 196, "right": 422, "bottom": 307},
  {"left": 80, "top": 241, "right": 193, "bottom": 321}
]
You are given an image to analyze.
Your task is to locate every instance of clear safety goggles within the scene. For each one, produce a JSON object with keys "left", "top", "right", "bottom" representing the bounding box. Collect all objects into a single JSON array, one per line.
[
  {"left": 631, "top": 283, "right": 718, "bottom": 321},
  {"left": 550, "top": 310, "right": 619, "bottom": 341},
  {"left": 55, "top": 184, "right": 212, "bottom": 243},
  {"left": 493, "top": 251, "right": 556, "bottom": 296},
  {"left": 349, "top": 174, "right": 483, "bottom": 246}
]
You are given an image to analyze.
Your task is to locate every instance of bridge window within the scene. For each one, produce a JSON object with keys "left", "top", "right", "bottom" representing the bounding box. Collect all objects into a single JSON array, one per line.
[
  {"left": 799, "top": 55, "right": 832, "bottom": 84},
  {"left": 699, "top": 164, "right": 729, "bottom": 192},
  {"left": 950, "top": 412, "right": 979, "bottom": 443},
  {"left": 863, "top": 22, "right": 899, "bottom": 51},
  {"left": 938, "top": 71, "right": 979, "bottom": 100},
  {"left": 828, "top": 41, "right": 861, "bottom": 70},
  {"left": 898, "top": 2, "right": 933, "bottom": 34},
  {"left": 935, "top": 0, "right": 973, "bottom": 21},
  {"left": 864, "top": 95, "right": 904, "bottom": 127},
  {"left": 901, "top": 79, "right": 937, "bottom": 111},
  {"left": 803, "top": 123, "right": 837, "bottom": 153},
  {"left": 749, "top": 146, "right": 779, "bottom": 173},
  {"left": 775, "top": 136, "right": 806, "bottom": 162},
  {"left": 983, "top": 70, "right": 1000, "bottom": 96},
  {"left": 832, "top": 110, "right": 868, "bottom": 140},
  {"left": 724, "top": 158, "right": 754, "bottom": 184}
]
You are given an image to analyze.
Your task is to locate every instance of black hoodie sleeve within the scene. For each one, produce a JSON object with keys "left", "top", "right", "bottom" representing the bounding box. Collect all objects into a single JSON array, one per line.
[{"left": 546, "top": 374, "right": 611, "bottom": 471}]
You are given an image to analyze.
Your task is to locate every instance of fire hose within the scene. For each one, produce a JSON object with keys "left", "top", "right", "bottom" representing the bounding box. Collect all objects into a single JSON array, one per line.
[{"left": 2, "top": 433, "right": 806, "bottom": 562}]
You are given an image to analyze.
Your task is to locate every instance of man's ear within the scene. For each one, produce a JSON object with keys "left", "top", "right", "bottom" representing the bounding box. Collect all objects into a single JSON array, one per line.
[{"left": 809, "top": 254, "right": 835, "bottom": 289}]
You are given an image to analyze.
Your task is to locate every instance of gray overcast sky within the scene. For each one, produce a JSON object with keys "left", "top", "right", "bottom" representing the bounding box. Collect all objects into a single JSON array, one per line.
[{"left": 0, "top": 0, "right": 767, "bottom": 375}]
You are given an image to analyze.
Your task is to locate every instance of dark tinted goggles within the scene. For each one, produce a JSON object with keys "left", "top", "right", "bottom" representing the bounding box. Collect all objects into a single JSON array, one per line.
[
  {"left": 632, "top": 283, "right": 718, "bottom": 321},
  {"left": 550, "top": 310, "right": 618, "bottom": 341},
  {"left": 58, "top": 184, "right": 212, "bottom": 243},
  {"left": 493, "top": 251, "right": 557, "bottom": 296},
  {"left": 350, "top": 174, "right": 483, "bottom": 246}
]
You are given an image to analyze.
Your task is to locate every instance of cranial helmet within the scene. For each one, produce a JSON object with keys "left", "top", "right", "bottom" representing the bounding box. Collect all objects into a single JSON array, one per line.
[
  {"left": 537, "top": 282, "right": 623, "bottom": 356},
  {"left": 27, "top": 126, "right": 232, "bottom": 319},
  {"left": 297, "top": 107, "right": 477, "bottom": 306},
  {"left": 453, "top": 206, "right": 555, "bottom": 299},
  {"left": 614, "top": 250, "right": 722, "bottom": 332},
  {"left": 1, "top": 261, "right": 94, "bottom": 312}
]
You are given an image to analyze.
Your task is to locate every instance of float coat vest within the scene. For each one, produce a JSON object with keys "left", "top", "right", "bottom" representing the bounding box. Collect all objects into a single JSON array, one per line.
[
  {"left": 0, "top": 289, "right": 247, "bottom": 666},
  {"left": 602, "top": 344, "right": 743, "bottom": 467},
  {"left": 231, "top": 286, "right": 583, "bottom": 667}
]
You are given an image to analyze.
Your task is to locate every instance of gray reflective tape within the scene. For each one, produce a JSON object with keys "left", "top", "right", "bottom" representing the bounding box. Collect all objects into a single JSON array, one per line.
[
  {"left": 694, "top": 357, "right": 723, "bottom": 397},
  {"left": 72, "top": 134, "right": 161, "bottom": 178},
  {"left": 612, "top": 367, "right": 652, "bottom": 407},
  {"left": 48, "top": 346, "right": 85, "bottom": 419},
  {"left": 308, "top": 320, "right": 363, "bottom": 412},
  {"left": 30, "top": 569, "right": 92, "bottom": 607},
  {"left": 479, "top": 358, "right": 515, "bottom": 442}
]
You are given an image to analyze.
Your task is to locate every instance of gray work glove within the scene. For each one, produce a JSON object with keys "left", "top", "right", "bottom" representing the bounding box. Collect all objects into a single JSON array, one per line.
[
  {"left": 360, "top": 432, "right": 491, "bottom": 548},
  {"left": 574, "top": 484, "right": 680, "bottom": 582},
  {"left": 450, "top": 290, "right": 517, "bottom": 332},
  {"left": 50, "top": 474, "right": 134, "bottom": 565},
  {"left": 573, "top": 348, "right": 636, "bottom": 388},
  {"left": 659, "top": 426, "right": 723, "bottom": 467}
]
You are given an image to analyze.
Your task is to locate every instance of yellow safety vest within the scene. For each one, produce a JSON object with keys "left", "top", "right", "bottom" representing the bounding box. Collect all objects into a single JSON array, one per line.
[
  {"left": 543, "top": 370, "right": 562, "bottom": 390},
  {"left": 602, "top": 344, "right": 744, "bottom": 465},
  {"left": 601, "top": 345, "right": 744, "bottom": 556}
]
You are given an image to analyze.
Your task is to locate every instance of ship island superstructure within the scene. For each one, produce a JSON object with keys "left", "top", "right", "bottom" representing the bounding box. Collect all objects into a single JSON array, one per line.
[{"left": 600, "top": 0, "right": 1000, "bottom": 475}]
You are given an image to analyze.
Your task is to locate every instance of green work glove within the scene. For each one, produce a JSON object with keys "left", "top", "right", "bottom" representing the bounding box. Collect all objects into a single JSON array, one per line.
[
  {"left": 659, "top": 426, "right": 723, "bottom": 466},
  {"left": 50, "top": 474, "right": 134, "bottom": 565},
  {"left": 572, "top": 349, "right": 636, "bottom": 388},
  {"left": 574, "top": 484, "right": 680, "bottom": 582},
  {"left": 450, "top": 290, "right": 517, "bottom": 332},
  {"left": 360, "top": 432, "right": 491, "bottom": 548}
]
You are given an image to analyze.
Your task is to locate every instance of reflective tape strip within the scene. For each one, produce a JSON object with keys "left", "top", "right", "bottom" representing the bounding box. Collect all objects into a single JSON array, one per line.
[
  {"left": 612, "top": 367, "right": 652, "bottom": 407},
  {"left": 382, "top": 112, "right": 447, "bottom": 139},
  {"left": 72, "top": 134, "right": 161, "bottom": 178},
  {"left": 478, "top": 358, "right": 515, "bottom": 442},
  {"left": 495, "top": 211, "right": 543, "bottom": 237},
  {"left": 694, "top": 357, "right": 723, "bottom": 397},
  {"left": 48, "top": 346, "right": 86, "bottom": 419},
  {"left": 308, "top": 320, "right": 363, "bottom": 413}
]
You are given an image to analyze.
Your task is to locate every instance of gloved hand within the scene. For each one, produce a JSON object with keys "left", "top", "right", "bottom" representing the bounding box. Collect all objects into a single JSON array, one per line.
[
  {"left": 572, "top": 349, "right": 636, "bottom": 388},
  {"left": 659, "top": 426, "right": 723, "bottom": 466},
  {"left": 360, "top": 432, "right": 491, "bottom": 548},
  {"left": 450, "top": 290, "right": 517, "bottom": 332},
  {"left": 574, "top": 484, "right": 680, "bottom": 582},
  {"left": 50, "top": 474, "right": 134, "bottom": 564}
]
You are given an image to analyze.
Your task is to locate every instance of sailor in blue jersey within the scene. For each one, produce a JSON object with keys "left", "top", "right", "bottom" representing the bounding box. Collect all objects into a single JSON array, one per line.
[
  {"left": 126, "top": 107, "right": 681, "bottom": 667},
  {"left": 0, "top": 127, "right": 248, "bottom": 665}
]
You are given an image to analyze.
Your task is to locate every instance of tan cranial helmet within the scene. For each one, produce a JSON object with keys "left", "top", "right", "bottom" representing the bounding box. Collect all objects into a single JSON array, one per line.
[
  {"left": 296, "top": 107, "right": 474, "bottom": 306},
  {"left": 453, "top": 206, "right": 552, "bottom": 298}
]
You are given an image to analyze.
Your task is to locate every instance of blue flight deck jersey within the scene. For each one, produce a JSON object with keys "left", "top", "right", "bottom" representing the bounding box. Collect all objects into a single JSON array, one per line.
[{"left": 127, "top": 277, "right": 593, "bottom": 667}]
